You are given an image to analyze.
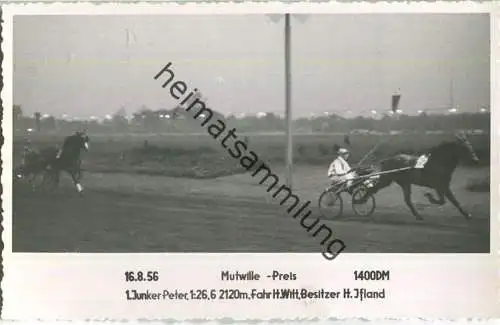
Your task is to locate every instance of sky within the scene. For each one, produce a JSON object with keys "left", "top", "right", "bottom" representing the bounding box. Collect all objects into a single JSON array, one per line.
[{"left": 13, "top": 13, "right": 490, "bottom": 119}]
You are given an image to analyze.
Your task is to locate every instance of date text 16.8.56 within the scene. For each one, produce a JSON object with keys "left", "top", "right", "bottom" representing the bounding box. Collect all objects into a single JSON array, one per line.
[{"left": 125, "top": 271, "right": 159, "bottom": 282}]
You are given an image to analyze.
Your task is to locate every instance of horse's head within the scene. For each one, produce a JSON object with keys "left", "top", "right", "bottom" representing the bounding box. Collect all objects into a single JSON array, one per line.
[
  {"left": 75, "top": 131, "right": 90, "bottom": 152},
  {"left": 454, "top": 132, "right": 479, "bottom": 164}
]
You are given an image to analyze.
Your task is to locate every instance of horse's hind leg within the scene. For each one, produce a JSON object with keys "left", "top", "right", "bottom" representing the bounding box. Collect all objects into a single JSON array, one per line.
[
  {"left": 444, "top": 187, "right": 471, "bottom": 220},
  {"left": 398, "top": 182, "right": 423, "bottom": 221},
  {"left": 424, "top": 189, "right": 446, "bottom": 205},
  {"left": 45, "top": 170, "right": 60, "bottom": 192},
  {"left": 28, "top": 173, "right": 38, "bottom": 191}
]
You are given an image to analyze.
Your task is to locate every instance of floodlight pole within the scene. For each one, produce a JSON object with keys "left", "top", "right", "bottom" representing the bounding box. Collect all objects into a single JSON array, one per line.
[{"left": 284, "top": 13, "right": 293, "bottom": 190}]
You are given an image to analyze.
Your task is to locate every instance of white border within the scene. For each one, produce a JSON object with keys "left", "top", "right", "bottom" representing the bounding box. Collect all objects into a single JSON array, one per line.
[{"left": 2, "top": 2, "right": 499, "bottom": 320}]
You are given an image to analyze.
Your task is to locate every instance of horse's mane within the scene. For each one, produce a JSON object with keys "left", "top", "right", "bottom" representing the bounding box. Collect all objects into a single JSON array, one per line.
[{"left": 427, "top": 140, "right": 460, "bottom": 157}]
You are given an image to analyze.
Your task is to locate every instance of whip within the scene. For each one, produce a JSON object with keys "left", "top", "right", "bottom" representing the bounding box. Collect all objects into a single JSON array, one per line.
[{"left": 356, "top": 135, "right": 391, "bottom": 166}]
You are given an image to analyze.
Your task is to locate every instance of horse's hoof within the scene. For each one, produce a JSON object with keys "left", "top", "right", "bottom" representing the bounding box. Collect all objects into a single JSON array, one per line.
[
  {"left": 464, "top": 213, "right": 472, "bottom": 220},
  {"left": 416, "top": 215, "right": 424, "bottom": 221}
]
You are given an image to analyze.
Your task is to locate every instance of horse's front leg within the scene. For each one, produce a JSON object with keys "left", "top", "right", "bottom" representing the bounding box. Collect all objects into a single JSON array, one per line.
[
  {"left": 444, "top": 187, "right": 471, "bottom": 220},
  {"left": 68, "top": 169, "right": 84, "bottom": 194}
]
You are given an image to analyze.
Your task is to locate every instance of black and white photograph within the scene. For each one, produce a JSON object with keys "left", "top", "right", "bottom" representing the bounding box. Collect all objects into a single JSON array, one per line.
[
  {"left": 4, "top": 3, "right": 500, "bottom": 320},
  {"left": 12, "top": 13, "right": 490, "bottom": 254}
]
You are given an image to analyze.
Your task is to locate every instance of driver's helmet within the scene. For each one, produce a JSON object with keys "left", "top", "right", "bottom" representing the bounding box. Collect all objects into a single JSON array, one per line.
[{"left": 337, "top": 147, "right": 350, "bottom": 156}]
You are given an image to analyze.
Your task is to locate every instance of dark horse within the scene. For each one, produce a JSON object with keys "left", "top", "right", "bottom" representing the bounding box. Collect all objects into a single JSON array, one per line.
[
  {"left": 358, "top": 133, "right": 480, "bottom": 220},
  {"left": 43, "top": 131, "right": 89, "bottom": 193}
]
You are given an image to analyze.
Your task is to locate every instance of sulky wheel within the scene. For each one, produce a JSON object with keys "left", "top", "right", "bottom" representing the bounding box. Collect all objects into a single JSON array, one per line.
[
  {"left": 318, "top": 188, "right": 344, "bottom": 219},
  {"left": 351, "top": 185, "right": 376, "bottom": 217}
]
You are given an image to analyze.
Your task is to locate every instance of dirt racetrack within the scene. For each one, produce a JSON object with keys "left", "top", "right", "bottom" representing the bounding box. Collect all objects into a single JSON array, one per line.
[{"left": 12, "top": 165, "right": 490, "bottom": 253}]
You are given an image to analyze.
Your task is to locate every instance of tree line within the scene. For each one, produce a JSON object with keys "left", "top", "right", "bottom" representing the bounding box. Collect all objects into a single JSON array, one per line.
[{"left": 13, "top": 105, "right": 490, "bottom": 134}]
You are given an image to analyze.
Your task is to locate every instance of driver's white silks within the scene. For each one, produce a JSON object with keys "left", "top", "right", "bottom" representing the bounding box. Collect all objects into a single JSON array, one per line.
[{"left": 415, "top": 154, "right": 429, "bottom": 169}]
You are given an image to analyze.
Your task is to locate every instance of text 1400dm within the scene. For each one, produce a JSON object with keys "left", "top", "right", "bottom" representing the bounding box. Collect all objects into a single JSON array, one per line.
[{"left": 354, "top": 270, "right": 390, "bottom": 281}]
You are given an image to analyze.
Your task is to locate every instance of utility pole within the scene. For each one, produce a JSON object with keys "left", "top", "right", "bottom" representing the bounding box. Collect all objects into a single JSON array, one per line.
[{"left": 284, "top": 13, "right": 293, "bottom": 189}]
